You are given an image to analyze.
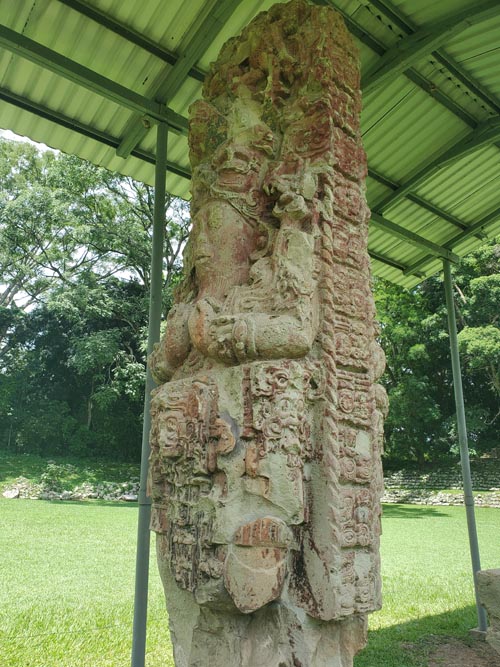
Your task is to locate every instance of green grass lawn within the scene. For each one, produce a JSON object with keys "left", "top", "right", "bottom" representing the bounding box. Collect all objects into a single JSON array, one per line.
[
  {"left": 356, "top": 504, "right": 500, "bottom": 667},
  {"left": 0, "top": 497, "right": 171, "bottom": 667},
  {"left": 1, "top": 497, "right": 499, "bottom": 667}
]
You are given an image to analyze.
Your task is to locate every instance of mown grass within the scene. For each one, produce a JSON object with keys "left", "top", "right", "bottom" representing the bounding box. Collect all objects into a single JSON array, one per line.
[
  {"left": 1, "top": 478, "right": 499, "bottom": 665},
  {"left": 355, "top": 504, "right": 500, "bottom": 666},
  {"left": 0, "top": 497, "right": 172, "bottom": 667}
]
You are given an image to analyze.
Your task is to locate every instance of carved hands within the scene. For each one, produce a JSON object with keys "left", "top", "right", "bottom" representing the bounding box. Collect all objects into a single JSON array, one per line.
[
  {"left": 151, "top": 295, "right": 316, "bottom": 382},
  {"left": 188, "top": 295, "right": 316, "bottom": 365},
  {"left": 189, "top": 298, "right": 256, "bottom": 364}
]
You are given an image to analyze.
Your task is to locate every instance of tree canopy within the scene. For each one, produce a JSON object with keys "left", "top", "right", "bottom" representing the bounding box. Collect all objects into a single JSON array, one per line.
[
  {"left": 375, "top": 238, "right": 500, "bottom": 465},
  {"left": 0, "top": 138, "right": 189, "bottom": 459},
  {"left": 0, "top": 137, "right": 498, "bottom": 464}
]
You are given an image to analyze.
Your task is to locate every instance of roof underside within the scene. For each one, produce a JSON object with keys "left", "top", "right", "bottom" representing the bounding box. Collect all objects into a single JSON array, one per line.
[{"left": 1, "top": 0, "right": 499, "bottom": 288}]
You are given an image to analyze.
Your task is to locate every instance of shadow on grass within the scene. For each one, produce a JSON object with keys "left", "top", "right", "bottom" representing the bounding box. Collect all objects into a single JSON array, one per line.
[
  {"left": 0, "top": 452, "right": 47, "bottom": 483},
  {"left": 355, "top": 604, "right": 478, "bottom": 667},
  {"left": 382, "top": 503, "right": 450, "bottom": 519}
]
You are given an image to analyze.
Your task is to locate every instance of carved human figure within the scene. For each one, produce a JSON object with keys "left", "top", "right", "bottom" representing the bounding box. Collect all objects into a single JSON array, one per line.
[{"left": 149, "top": 2, "right": 387, "bottom": 666}]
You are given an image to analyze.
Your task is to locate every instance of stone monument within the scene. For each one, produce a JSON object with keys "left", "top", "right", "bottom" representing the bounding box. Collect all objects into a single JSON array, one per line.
[
  {"left": 149, "top": 1, "right": 387, "bottom": 664},
  {"left": 478, "top": 569, "right": 500, "bottom": 655}
]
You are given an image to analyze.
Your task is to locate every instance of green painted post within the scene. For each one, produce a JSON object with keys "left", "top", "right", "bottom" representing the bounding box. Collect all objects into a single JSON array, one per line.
[
  {"left": 131, "top": 121, "right": 168, "bottom": 667},
  {"left": 443, "top": 259, "right": 487, "bottom": 632}
]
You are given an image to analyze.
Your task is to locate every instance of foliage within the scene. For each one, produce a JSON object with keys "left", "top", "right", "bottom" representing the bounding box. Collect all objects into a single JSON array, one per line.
[
  {"left": 376, "top": 237, "right": 500, "bottom": 464},
  {"left": 0, "top": 138, "right": 190, "bottom": 460},
  {"left": 1, "top": 136, "right": 498, "bottom": 465},
  {"left": 38, "top": 462, "right": 79, "bottom": 493}
]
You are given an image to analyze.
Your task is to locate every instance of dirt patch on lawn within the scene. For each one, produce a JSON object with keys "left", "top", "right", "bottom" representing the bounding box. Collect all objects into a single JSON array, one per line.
[{"left": 428, "top": 637, "right": 500, "bottom": 667}]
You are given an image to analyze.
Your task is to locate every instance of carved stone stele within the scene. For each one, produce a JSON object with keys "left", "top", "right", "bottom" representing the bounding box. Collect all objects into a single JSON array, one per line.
[
  {"left": 149, "top": 1, "right": 387, "bottom": 665},
  {"left": 478, "top": 569, "right": 500, "bottom": 654}
]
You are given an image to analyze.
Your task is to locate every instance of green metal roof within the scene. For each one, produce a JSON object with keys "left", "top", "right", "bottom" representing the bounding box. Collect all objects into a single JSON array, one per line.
[{"left": 1, "top": 0, "right": 499, "bottom": 288}]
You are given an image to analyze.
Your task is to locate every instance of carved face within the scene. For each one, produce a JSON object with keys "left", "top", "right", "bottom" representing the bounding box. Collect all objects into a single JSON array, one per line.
[{"left": 189, "top": 200, "right": 260, "bottom": 292}]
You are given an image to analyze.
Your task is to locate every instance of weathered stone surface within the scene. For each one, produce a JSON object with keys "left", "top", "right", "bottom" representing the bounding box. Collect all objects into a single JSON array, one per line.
[
  {"left": 2, "top": 488, "right": 19, "bottom": 499},
  {"left": 224, "top": 544, "right": 287, "bottom": 613},
  {"left": 478, "top": 569, "right": 500, "bottom": 654},
  {"left": 158, "top": 553, "right": 368, "bottom": 667},
  {"left": 149, "top": 1, "right": 386, "bottom": 664}
]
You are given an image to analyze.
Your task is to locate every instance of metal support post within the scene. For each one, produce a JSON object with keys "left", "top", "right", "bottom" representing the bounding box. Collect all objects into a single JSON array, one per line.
[
  {"left": 443, "top": 259, "right": 487, "bottom": 632},
  {"left": 131, "top": 121, "right": 168, "bottom": 667}
]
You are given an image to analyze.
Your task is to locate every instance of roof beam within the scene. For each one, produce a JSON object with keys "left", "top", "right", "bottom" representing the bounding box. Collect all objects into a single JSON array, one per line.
[
  {"left": 313, "top": 0, "right": 389, "bottom": 55},
  {"left": 445, "top": 205, "right": 500, "bottom": 246},
  {"left": 367, "top": 0, "right": 417, "bottom": 34},
  {"left": 374, "top": 117, "right": 500, "bottom": 212},
  {"left": 402, "top": 69, "right": 477, "bottom": 127},
  {"left": 0, "top": 25, "right": 188, "bottom": 134},
  {"left": 363, "top": 0, "right": 500, "bottom": 95},
  {"left": 153, "top": 0, "right": 239, "bottom": 102},
  {"left": 117, "top": 0, "right": 241, "bottom": 158},
  {"left": 368, "top": 0, "right": 500, "bottom": 115},
  {"left": 368, "top": 167, "right": 397, "bottom": 190},
  {"left": 0, "top": 88, "right": 191, "bottom": 180},
  {"left": 406, "top": 195, "right": 468, "bottom": 231},
  {"left": 314, "top": 1, "right": 479, "bottom": 128},
  {"left": 370, "top": 212, "right": 460, "bottom": 262},
  {"left": 404, "top": 206, "right": 500, "bottom": 275},
  {"left": 431, "top": 52, "right": 500, "bottom": 116},
  {"left": 368, "top": 249, "right": 416, "bottom": 274},
  {"left": 368, "top": 168, "right": 476, "bottom": 233},
  {"left": 57, "top": 0, "right": 205, "bottom": 82}
]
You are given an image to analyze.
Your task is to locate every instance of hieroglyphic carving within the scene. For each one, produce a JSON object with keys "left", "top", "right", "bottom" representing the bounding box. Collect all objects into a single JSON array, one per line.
[{"left": 149, "top": 1, "right": 387, "bottom": 665}]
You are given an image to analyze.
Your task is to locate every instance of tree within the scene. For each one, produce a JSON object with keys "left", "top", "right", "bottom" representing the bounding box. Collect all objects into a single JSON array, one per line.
[
  {"left": 456, "top": 242, "right": 500, "bottom": 426},
  {"left": 375, "top": 277, "right": 452, "bottom": 464},
  {"left": 375, "top": 237, "right": 500, "bottom": 465},
  {"left": 0, "top": 139, "right": 189, "bottom": 358},
  {"left": 0, "top": 138, "right": 190, "bottom": 459}
]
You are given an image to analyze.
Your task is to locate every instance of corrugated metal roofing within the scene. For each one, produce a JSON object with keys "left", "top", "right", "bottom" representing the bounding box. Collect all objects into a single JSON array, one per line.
[{"left": 1, "top": 0, "right": 499, "bottom": 288}]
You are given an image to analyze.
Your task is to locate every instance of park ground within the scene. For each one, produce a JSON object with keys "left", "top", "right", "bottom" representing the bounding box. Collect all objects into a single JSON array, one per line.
[{"left": 1, "top": 454, "right": 499, "bottom": 667}]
